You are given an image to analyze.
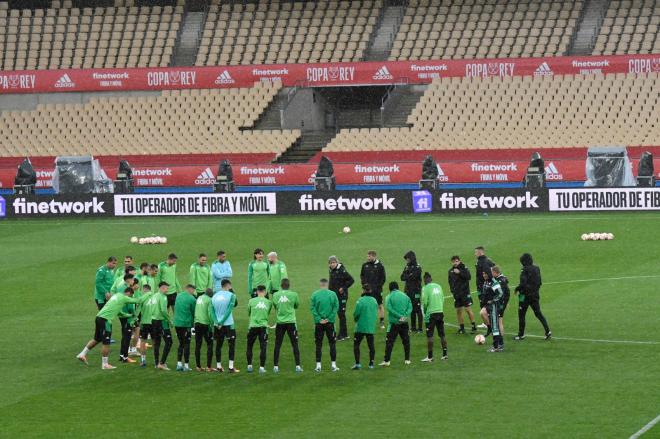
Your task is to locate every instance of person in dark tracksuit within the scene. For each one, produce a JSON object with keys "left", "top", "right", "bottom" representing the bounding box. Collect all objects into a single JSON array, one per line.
[
  {"left": 448, "top": 255, "right": 477, "bottom": 334},
  {"left": 479, "top": 266, "right": 506, "bottom": 352},
  {"left": 360, "top": 250, "right": 387, "bottom": 329},
  {"left": 515, "top": 253, "right": 551, "bottom": 340},
  {"left": 328, "top": 255, "right": 354, "bottom": 341},
  {"left": 475, "top": 246, "right": 496, "bottom": 309},
  {"left": 400, "top": 251, "right": 423, "bottom": 333}
]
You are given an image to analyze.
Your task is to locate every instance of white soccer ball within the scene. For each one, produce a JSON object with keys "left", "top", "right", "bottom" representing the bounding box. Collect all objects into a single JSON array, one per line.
[
  {"left": 161, "top": 237, "right": 168, "bottom": 244},
  {"left": 587, "top": 233, "right": 596, "bottom": 240},
  {"left": 580, "top": 234, "right": 588, "bottom": 241},
  {"left": 598, "top": 233, "right": 607, "bottom": 241},
  {"left": 474, "top": 334, "right": 486, "bottom": 345},
  {"left": 154, "top": 236, "right": 162, "bottom": 244},
  {"left": 343, "top": 226, "right": 351, "bottom": 234},
  {"left": 138, "top": 238, "right": 145, "bottom": 245},
  {"left": 130, "top": 236, "right": 138, "bottom": 244},
  {"left": 607, "top": 233, "right": 614, "bottom": 240},
  {"left": 147, "top": 237, "right": 155, "bottom": 244}
]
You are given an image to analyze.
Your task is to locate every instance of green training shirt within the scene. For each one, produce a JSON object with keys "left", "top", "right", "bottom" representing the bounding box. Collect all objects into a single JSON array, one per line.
[
  {"left": 353, "top": 295, "right": 378, "bottom": 334},
  {"left": 272, "top": 289, "right": 299, "bottom": 324},
  {"left": 189, "top": 263, "right": 213, "bottom": 294},
  {"left": 268, "top": 260, "right": 288, "bottom": 292},
  {"left": 94, "top": 265, "right": 115, "bottom": 303},
  {"left": 140, "top": 292, "right": 158, "bottom": 325},
  {"left": 422, "top": 282, "right": 445, "bottom": 322},
  {"left": 247, "top": 260, "right": 270, "bottom": 294},
  {"left": 248, "top": 296, "right": 272, "bottom": 328},
  {"left": 386, "top": 289, "right": 413, "bottom": 325},
  {"left": 194, "top": 294, "right": 214, "bottom": 325},
  {"left": 96, "top": 293, "right": 139, "bottom": 320},
  {"left": 156, "top": 262, "right": 181, "bottom": 295},
  {"left": 310, "top": 288, "right": 339, "bottom": 324},
  {"left": 173, "top": 292, "right": 197, "bottom": 328}
]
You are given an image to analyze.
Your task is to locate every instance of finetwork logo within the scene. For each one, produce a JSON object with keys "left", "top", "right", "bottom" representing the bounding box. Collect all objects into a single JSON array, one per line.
[
  {"left": 195, "top": 167, "right": 215, "bottom": 185},
  {"left": 0, "top": 196, "right": 5, "bottom": 217},
  {"left": 215, "top": 70, "right": 235, "bottom": 85},
  {"left": 544, "top": 162, "right": 563, "bottom": 180},
  {"left": 12, "top": 197, "right": 106, "bottom": 215},
  {"left": 438, "top": 192, "right": 539, "bottom": 210},
  {"left": 534, "top": 62, "right": 553, "bottom": 76},
  {"left": 373, "top": 66, "right": 393, "bottom": 80},
  {"left": 298, "top": 194, "right": 396, "bottom": 212},
  {"left": 412, "top": 190, "right": 432, "bottom": 213},
  {"left": 54, "top": 73, "right": 75, "bottom": 88}
]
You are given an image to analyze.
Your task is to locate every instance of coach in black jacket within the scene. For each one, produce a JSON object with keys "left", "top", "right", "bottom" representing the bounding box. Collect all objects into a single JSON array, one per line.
[
  {"left": 515, "top": 253, "right": 551, "bottom": 340},
  {"left": 448, "top": 256, "right": 476, "bottom": 333},
  {"left": 474, "top": 246, "right": 496, "bottom": 307},
  {"left": 400, "top": 250, "right": 423, "bottom": 333},
  {"left": 360, "top": 250, "right": 387, "bottom": 327},
  {"left": 329, "top": 255, "right": 355, "bottom": 340}
]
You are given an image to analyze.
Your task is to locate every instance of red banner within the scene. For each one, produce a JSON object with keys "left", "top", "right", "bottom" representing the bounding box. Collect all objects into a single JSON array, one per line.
[{"left": 0, "top": 54, "right": 658, "bottom": 94}]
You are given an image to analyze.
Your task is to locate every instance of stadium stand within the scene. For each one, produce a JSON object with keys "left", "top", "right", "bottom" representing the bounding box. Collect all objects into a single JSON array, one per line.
[
  {"left": 324, "top": 72, "right": 659, "bottom": 152},
  {"left": 388, "top": 0, "right": 582, "bottom": 61},
  {"left": 593, "top": 0, "right": 659, "bottom": 55},
  {"left": 0, "top": 1, "right": 182, "bottom": 70},
  {"left": 0, "top": 81, "right": 301, "bottom": 157},
  {"left": 196, "top": 0, "right": 382, "bottom": 66}
]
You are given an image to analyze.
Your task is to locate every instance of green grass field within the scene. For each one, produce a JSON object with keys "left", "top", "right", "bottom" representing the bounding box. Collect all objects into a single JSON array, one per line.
[{"left": 1, "top": 213, "right": 659, "bottom": 438}]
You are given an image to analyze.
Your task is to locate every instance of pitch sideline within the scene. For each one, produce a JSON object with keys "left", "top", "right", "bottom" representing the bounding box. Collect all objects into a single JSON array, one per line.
[{"left": 629, "top": 414, "right": 660, "bottom": 439}]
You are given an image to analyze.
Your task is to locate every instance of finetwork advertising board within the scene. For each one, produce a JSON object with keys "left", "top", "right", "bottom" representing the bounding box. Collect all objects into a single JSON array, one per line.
[
  {"left": 549, "top": 188, "right": 660, "bottom": 211},
  {"left": 114, "top": 193, "right": 277, "bottom": 216},
  {"left": 411, "top": 189, "right": 548, "bottom": 213}
]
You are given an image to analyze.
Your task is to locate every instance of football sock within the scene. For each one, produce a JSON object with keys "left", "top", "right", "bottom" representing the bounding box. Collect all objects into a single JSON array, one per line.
[
  {"left": 460, "top": 324, "right": 465, "bottom": 330},
  {"left": 316, "top": 362, "right": 322, "bottom": 369},
  {"left": 229, "top": 360, "right": 234, "bottom": 369},
  {"left": 442, "top": 348, "right": 448, "bottom": 356},
  {"left": 428, "top": 350, "right": 433, "bottom": 358},
  {"left": 177, "top": 361, "right": 182, "bottom": 368},
  {"left": 102, "top": 357, "right": 108, "bottom": 366},
  {"left": 331, "top": 361, "right": 337, "bottom": 368},
  {"left": 79, "top": 347, "right": 90, "bottom": 356},
  {"left": 217, "top": 362, "right": 222, "bottom": 369}
]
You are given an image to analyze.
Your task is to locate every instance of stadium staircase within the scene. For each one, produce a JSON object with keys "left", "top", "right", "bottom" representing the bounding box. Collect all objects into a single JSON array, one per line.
[
  {"left": 365, "top": 3, "right": 406, "bottom": 61},
  {"left": 568, "top": 0, "right": 611, "bottom": 55},
  {"left": 381, "top": 87, "right": 425, "bottom": 128},
  {"left": 172, "top": 10, "right": 206, "bottom": 66},
  {"left": 275, "top": 130, "right": 334, "bottom": 164}
]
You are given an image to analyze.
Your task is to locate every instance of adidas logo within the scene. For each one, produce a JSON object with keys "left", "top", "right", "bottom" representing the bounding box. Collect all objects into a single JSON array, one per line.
[
  {"left": 214, "top": 70, "right": 235, "bottom": 85},
  {"left": 54, "top": 73, "right": 75, "bottom": 88},
  {"left": 544, "top": 162, "right": 563, "bottom": 180},
  {"left": 373, "top": 66, "right": 393, "bottom": 80},
  {"left": 436, "top": 165, "right": 449, "bottom": 182},
  {"left": 533, "top": 62, "right": 553, "bottom": 76},
  {"left": 195, "top": 167, "right": 215, "bottom": 185}
]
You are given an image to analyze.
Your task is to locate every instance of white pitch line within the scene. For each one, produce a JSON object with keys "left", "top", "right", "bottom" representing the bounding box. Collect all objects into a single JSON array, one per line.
[
  {"left": 443, "top": 322, "right": 659, "bottom": 346},
  {"left": 630, "top": 414, "right": 660, "bottom": 439},
  {"left": 545, "top": 275, "right": 660, "bottom": 285}
]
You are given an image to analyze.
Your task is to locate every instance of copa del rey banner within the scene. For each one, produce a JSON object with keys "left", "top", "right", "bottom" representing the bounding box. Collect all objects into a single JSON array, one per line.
[
  {"left": 0, "top": 160, "right": 592, "bottom": 189},
  {"left": 0, "top": 54, "right": 658, "bottom": 94}
]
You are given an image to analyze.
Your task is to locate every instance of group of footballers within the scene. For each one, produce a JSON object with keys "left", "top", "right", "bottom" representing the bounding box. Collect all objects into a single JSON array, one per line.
[{"left": 77, "top": 246, "right": 552, "bottom": 372}]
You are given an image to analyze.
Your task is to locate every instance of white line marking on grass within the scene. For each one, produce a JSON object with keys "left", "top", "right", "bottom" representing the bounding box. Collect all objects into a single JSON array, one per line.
[
  {"left": 545, "top": 275, "right": 660, "bottom": 285},
  {"left": 630, "top": 414, "right": 660, "bottom": 439},
  {"left": 443, "top": 322, "right": 659, "bottom": 346}
]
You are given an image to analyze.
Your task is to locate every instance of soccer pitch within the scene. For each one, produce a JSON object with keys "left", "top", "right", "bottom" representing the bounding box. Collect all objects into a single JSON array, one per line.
[{"left": 1, "top": 213, "right": 658, "bottom": 438}]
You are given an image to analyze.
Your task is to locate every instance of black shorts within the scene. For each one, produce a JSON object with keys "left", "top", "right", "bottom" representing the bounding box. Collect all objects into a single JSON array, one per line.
[
  {"left": 454, "top": 294, "right": 473, "bottom": 308},
  {"left": 426, "top": 312, "right": 445, "bottom": 338},
  {"left": 167, "top": 293, "right": 177, "bottom": 308},
  {"left": 214, "top": 325, "right": 237, "bottom": 341},
  {"left": 94, "top": 317, "right": 112, "bottom": 345},
  {"left": 373, "top": 291, "right": 383, "bottom": 305},
  {"left": 140, "top": 323, "right": 153, "bottom": 340}
]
